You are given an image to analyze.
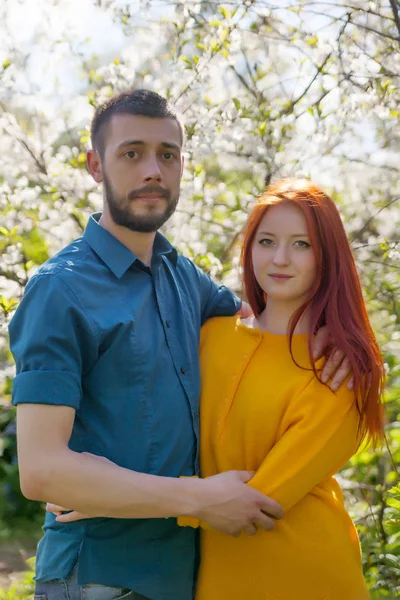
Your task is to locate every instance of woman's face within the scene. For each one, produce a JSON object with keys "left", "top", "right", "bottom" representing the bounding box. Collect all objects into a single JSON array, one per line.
[{"left": 251, "top": 202, "right": 317, "bottom": 307}]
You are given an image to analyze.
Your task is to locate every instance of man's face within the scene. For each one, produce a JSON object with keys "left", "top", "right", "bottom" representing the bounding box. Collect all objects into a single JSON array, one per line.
[{"left": 98, "top": 114, "right": 183, "bottom": 232}]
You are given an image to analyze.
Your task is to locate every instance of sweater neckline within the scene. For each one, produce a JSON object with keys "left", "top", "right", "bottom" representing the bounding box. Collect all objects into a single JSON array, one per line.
[{"left": 237, "top": 317, "right": 309, "bottom": 340}]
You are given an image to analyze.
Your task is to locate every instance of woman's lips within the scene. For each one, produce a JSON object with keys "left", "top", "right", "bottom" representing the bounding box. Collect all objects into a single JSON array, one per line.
[{"left": 269, "top": 274, "right": 293, "bottom": 280}]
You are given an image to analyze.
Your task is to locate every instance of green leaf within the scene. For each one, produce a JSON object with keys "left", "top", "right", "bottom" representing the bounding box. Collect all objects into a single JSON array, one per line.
[
  {"left": 219, "top": 6, "right": 231, "bottom": 19},
  {"left": 233, "top": 98, "right": 241, "bottom": 111},
  {"left": 387, "top": 498, "right": 400, "bottom": 511},
  {"left": 179, "top": 56, "right": 192, "bottom": 66},
  {"left": 305, "top": 35, "right": 318, "bottom": 47},
  {"left": 0, "top": 296, "right": 18, "bottom": 316},
  {"left": 258, "top": 121, "right": 267, "bottom": 134},
  {"left": 19, "top": 228, "right": 49, "bottom": 265}
]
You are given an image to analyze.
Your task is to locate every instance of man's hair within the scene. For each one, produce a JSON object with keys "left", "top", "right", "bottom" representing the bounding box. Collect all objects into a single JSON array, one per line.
[{"left": 90, "top": 89, "right": 183, "bottom": 156}]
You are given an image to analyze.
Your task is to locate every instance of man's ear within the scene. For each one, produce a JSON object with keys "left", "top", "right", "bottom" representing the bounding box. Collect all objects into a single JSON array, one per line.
[
  {"left": 180, "top": 154, "right": 185, "bottom": 177},
  {"left": 87, "top": 149, "right": 103, "bottom": 183}
]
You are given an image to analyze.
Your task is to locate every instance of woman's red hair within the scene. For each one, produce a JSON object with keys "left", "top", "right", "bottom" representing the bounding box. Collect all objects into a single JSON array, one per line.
[{"left": 241, "top": 178, "right": 384, "bottom": 445}]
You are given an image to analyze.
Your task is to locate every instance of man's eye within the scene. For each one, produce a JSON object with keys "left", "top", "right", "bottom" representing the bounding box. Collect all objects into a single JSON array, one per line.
[
  {"left": 125, "top": 151, "right": 137, "bottom": 159},
  {"left": 163, "top": 153, "right": 175, "bottom": 160}
]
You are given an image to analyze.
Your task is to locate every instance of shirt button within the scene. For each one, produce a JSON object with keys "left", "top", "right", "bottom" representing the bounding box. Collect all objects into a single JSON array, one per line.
[{"left": 181, "top": 367, "right": 186, "bottom": 374}]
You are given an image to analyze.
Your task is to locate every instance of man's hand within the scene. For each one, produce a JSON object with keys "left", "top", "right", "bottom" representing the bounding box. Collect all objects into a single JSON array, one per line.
[
  {"left": 313, "top": 326, "right": 352, "bottom": 391},
  {"left": 237, "top": 302, "right": 253, "bottom": 318},
  {"left": 46, "top": 465, "right": 283, "bottom": 534},
  {"left": 194, "top": 470, "right": 283, "bottom": 537}
]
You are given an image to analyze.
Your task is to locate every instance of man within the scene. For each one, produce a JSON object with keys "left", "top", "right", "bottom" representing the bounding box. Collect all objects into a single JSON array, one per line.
[{"left": 9, "top": 89, "right": 348, "bottom": 600}]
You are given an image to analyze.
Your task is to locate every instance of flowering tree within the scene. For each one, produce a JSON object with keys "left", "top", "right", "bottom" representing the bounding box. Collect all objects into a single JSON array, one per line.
[{"left": 0, "top": 0, "right": 399, "bottom": 595}]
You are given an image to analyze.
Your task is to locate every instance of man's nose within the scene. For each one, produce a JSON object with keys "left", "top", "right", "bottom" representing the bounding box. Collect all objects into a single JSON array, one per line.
[{"left": 143, "top": 155, "right": 162, "bottom": 182}]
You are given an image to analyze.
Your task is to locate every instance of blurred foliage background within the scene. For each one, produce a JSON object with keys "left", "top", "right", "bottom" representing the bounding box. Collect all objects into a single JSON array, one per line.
[{"left": 0, "top": 0, "right": 399, "bottom": 597}]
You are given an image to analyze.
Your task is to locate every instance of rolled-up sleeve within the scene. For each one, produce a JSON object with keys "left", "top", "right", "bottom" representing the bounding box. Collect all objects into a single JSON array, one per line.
[
  {"left": 196, "top": 267, "right": 241, "bottom": 324},
  {"left": 9, "top": 273, "right": 97, "bottom": 409}
]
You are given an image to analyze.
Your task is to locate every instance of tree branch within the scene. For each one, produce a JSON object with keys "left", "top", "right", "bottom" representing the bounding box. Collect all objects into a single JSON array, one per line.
[
  {"left": 389, "top": 0, "right": 400, "bottom": 41},
  {"left": 17, "top": 137, "right": 48, "bottom": 176},
  {"left": 280, "top": 51, "right": 332, "bottom": 116},
  {"left": 0, "top": 269, "right": 27, "bottom": 287},
  {"left": 229, "top": 64, "right": 260, "bottom": 101},
  {"left": 350, "top": 196, "right": 400, "bottom": 243}
]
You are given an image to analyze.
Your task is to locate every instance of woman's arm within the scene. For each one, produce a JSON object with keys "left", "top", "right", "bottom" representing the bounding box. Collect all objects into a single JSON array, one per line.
[
  {"left": 179, "top": 377, "right": 359, "bottom": 530},
  {"left": 247, "top": 377, "right": 360, "bottom": 512}
]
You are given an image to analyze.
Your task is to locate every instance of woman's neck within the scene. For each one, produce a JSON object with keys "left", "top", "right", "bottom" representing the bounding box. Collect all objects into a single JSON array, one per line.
[{"left": 256, "top": 299, "right": 310, "bottom": 335}]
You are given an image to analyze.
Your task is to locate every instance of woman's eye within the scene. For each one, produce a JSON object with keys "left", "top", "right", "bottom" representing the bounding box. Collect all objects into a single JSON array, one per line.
[
  {"left": 259, "top": 238, "right": 274, "bottom": 246},
  {"left": 295, "top": 240, "right": 311, "bottom": 248}
]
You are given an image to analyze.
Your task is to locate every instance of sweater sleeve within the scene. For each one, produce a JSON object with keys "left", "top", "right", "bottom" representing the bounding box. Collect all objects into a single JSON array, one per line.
[
  {"left": 178, "top": 378, "right": 360, "bottom": 529},
  {"left": 247, "top": 377, "right": 361, "bottom": 513}
]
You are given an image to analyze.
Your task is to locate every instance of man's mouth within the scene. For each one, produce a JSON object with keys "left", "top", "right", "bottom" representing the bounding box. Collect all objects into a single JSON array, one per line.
[
  {"left": 134, "top": 194, "right": 166, "bottom": 201},
  {"left": 129, "top": 188, "right": 169, "bottom": 202}
]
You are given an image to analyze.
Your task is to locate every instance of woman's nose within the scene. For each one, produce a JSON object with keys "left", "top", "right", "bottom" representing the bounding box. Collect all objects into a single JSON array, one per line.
[{"left": 272, "top": 245, "right": 290, "bottom": 266}]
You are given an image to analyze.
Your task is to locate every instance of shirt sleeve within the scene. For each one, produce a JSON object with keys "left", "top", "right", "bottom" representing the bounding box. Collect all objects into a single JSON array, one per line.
[
  {"left": 9, "top": 273, "right": 98, "bottom": 410},
  {"left": 195, "top": 265, "right": 241, "bottom": 324},
  {"left": 247, "top": 377, "right": 361, "bottom": 513}
]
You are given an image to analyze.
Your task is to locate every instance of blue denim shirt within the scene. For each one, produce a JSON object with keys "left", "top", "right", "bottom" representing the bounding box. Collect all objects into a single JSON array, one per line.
[{"left": 9, "top": 213, "right": 240, "bottom": 600}]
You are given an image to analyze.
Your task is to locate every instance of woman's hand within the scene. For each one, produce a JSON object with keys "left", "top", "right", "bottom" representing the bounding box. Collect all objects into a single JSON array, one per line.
[{"left": 46, "top": 503, "right": 90, "bottom": 522}]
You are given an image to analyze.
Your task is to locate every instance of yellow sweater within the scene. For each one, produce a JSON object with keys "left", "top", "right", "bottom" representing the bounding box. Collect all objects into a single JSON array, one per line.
[{"left": 181, "top": 316, "right": 369, "bottom": 600}]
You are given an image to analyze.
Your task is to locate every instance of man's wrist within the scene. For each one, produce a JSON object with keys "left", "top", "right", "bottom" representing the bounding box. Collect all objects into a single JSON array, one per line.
[{"left": 176, "top": 476, "right": 207, "bottom": 518}]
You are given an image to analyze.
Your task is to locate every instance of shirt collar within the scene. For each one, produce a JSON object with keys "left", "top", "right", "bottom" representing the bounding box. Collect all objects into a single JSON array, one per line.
[{"left": 84, "top": 213, "right": 178, "bottom": 279}]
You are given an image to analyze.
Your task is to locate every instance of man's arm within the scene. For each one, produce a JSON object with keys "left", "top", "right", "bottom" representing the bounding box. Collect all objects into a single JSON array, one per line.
[
  {"left": 11, "top": 271, "right": 281, "bottom": 535},
  {"left": 17, "top": 403, "right": 282, "bottom": 535}
]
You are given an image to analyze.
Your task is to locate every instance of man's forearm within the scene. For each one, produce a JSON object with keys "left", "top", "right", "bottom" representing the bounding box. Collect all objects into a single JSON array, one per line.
[{"left": 25, "top": 449, "right": 202, "bottom": 519}]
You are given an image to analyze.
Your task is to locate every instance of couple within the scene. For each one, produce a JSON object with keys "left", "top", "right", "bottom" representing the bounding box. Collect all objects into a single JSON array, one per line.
[{"left": 9, "top": 89, "right": 383, "bottom": 600}]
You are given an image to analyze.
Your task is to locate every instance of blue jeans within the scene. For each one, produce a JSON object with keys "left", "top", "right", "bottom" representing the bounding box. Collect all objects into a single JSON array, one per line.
[{"left": 34, "top": 564, "right": 151, "bottom": 600}]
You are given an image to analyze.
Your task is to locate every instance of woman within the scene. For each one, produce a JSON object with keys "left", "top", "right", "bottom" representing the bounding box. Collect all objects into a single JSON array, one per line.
[{"left": 179, "top": 178, "right": 384, "bottom": 599}]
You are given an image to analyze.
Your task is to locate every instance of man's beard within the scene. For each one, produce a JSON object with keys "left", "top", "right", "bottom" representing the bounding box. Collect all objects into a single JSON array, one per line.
[{"left": 103, "top": 173, "right": 179, "bottom": 233}]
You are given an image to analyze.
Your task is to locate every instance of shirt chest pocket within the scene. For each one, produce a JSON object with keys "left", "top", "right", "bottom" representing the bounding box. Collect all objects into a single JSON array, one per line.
[
  {"left": 87, "top": 318, "right": 140, "bottom": 390},
  {"left": 86, "top": 315, "right": 170, "bottom": 392}
]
